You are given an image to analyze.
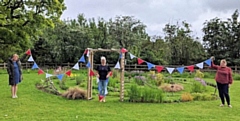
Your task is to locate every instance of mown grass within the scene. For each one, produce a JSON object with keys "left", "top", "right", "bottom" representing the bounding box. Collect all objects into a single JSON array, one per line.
[{"left": 0, "top": 71, "right": 240, "bottom": 121}]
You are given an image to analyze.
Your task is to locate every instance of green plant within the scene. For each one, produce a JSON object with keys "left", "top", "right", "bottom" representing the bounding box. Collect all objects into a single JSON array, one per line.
[
  {"left": 108, "top": 78, "right": 118, "bottom": 88},
  {"left": 233, "top": 73, "right": 240, "bottom": 80},
  {"left": 195, "top": 70, "right": 204, "bottom": 78},
  {"left": 128, "top": 84, "right": 141, "bottom": 102},
  {"left": 156, "top": 73, "right": 164, "bottom": 86},
  {"left": 191, "top": 81, "right": 207, "bottom": 93},
  {"left": 181, "top": 92, "right": 193, "bottom": 102}
]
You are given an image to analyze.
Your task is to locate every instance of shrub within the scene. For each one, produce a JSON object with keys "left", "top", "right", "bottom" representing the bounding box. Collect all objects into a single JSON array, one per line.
[
  {"left": 128, "top": 85, "right": 141, "bottom": 102},
  {"left": 108, "top": 78, "right": 118, "bottom": 88},
  {"left": 62, "top": 87, "right": 87, "bottom": 100},
  {"left": 134, "top": 76, "right": 146, "bottom": 85},
  {"left": 181, "top": 92, "right": 193, "bottom": 102},
  {"left": 195, "top": 70, "right": 204, "bottom": 78},
  {"left": 191, "top": 81, "right": 207, "bottom": 93},
  {"left": 192, "top": 93, "right": 218, "bottom": 101},
  {"left": 76, "top": 75, "right": 85, "bottom": 85},
  {"left": 233, "top": 73, "right": 240, "bottom": 80},
  {"left": 112, "top": 69, "right": 119, "bottom": 78},
  {"left": 160, "top": 83, "right": 184, "bottom": 92},
  {"left": 156, "top": 73, "right": 164, "bottom": 86}
]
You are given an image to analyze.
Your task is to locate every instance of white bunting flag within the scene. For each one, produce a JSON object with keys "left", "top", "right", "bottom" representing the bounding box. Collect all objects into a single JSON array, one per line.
[
  {"left": 114, "top": 61, "right": 121, "bottom": 69},
  {"left": 28, "top": 55, "right": 34, "bottom": 62},
  {"left": 72, "top": 62, "right": 79, "bottom": 70},
  {"left": 166, "top": 67, "right": 175, "bottom": 74},
  {"left": 196, "top": 62, "right": 204, "bottom": 69}
]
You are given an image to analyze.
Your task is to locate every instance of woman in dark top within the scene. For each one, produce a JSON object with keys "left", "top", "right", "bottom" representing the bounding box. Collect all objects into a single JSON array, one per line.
[
  {"left": 96, "top": 56, "right": 111, "bottom": 102},
  {"left": 7, "top": 54, "right": 23, "bottom": 98}
]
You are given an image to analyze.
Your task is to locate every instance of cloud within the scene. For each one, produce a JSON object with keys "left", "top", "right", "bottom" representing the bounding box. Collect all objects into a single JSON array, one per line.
[{"left": 61, "top": 0, "right": 240, "bottom": 38}]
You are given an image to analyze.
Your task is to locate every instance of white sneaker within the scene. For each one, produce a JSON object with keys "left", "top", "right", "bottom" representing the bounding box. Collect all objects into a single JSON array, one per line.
[
  {"left": 219, "top": 104, "right": 224, "bottom": 107},
  {"left": 15, "top": 95, "right": 18, "bottom": 98},
  {"left": 228, "top": 105, "right": 232, "bottom": 108}
]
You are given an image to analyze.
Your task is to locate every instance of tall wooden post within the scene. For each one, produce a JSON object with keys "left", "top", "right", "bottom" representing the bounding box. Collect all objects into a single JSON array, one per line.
[
  {"left": 120, "top": 52, "right": 125, "bottom": 101},
  {"left": 90, "top": 51, "right": 94, "bottom": 99},
  {"left": 87, "top": 50, "right": 92, "bottom": 100}
]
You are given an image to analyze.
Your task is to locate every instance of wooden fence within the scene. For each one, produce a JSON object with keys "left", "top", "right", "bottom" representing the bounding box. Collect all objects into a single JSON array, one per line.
[{"left": 1, "top": 62, "right": 240, "bottom": 73}]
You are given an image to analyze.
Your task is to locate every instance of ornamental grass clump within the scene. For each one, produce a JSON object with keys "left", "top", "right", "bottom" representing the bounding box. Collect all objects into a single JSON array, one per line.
[{"left": 62, "top": 87, "right": 87, "bottom": 100}]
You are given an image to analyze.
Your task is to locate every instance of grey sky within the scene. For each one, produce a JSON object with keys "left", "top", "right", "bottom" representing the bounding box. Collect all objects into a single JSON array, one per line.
[{"left": 61, "top": 0, "right": 240, "bottom": 38}]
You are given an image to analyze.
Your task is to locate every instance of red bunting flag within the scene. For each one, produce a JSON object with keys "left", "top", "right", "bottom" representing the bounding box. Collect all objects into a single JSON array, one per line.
[
  {"left": 137, "top": 58, "right": 144, "bottom": 65},
  {"left": 187, "top": 65, "right": 194, "bottom": 72},
  {"left": 156, "top": 66, "right": 164, "bottom": 73},
  {"left": 38, "top": 69, "right": 44, "bottom": 75},
  {"left": 84, "top": 49, "right": 88, "bottom": 54},
  {"left": 89, "top": 70, "right": 95, "bottom": 76},
  {"left": 121, "top": 48, "right": 128, "bottom": 53},
  {"left": 109, "top": 71, "right": 113, "bottom": 76},
  {"left": 65, "top": 70, "right": 72, "bottom": 76},
  {"left": 25, "top": 49, "right": 31, "bottom": 55}
]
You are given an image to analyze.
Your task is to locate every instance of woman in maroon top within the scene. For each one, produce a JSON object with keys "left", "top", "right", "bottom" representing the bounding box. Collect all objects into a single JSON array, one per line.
[{"left": 211, "top": 57, "right": 233, "bottom": 108}]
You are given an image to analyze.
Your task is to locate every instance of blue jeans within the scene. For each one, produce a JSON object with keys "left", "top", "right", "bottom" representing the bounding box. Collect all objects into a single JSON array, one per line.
[{"left": 98, "top": 79, "right": 108, "bottom": 97}]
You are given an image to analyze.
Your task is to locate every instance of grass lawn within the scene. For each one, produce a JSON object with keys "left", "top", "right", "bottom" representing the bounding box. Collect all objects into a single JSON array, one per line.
[{"left": 0, "top": 72, "right": 240, "bottom": 121}]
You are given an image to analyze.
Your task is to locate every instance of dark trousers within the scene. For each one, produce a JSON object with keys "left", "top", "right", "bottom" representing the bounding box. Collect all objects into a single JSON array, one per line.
[{"left": 217, "top": 82, "right": 230, "bottom": 105}]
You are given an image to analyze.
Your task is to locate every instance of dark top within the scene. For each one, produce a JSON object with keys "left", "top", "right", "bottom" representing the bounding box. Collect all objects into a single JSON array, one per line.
[{"left": 96, "top": 65, "right": 111, "bottom": 80}]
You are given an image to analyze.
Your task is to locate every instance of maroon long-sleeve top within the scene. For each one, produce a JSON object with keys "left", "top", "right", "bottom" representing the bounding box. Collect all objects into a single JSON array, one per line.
[{"left": 211, "top": 62, "right": 233, "bottom": 84}]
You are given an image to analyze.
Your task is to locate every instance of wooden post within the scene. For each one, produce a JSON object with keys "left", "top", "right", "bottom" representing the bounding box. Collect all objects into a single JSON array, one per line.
[
  {"left": 90, "top": 51, "right": 94, "bottom": 99},
  {"left": 120, "top": 52, "right": 125, "bottom": 101},
  {"left": 87, "top": 50, "right": 91, "bottom": 100}
]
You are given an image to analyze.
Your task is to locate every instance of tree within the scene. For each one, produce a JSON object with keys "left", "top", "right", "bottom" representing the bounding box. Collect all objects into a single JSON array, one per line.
[
  {"left": 163, "top": 21, "right": 206, "bottom": 65},
  {"left": 0, "top": 0, "right": 66, "bottom": 62},
  {"left": 203, "top": 10, "right": 240, "bottom": 65}
]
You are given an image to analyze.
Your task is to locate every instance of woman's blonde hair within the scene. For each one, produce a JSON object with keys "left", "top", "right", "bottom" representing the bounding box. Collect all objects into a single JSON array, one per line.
[
  {"left": 220, "top": 59, "right": 227, "bottom": 66},
  {"left": 12, "top": 54, "right": 19, "bottom": 58},
  {"left": 101, "top": 56, "right": 106, "bottom": 61}
]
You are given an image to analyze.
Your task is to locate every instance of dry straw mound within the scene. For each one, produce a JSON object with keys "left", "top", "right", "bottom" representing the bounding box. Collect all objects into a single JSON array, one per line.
[
  {"left": 62, "top": 87, "right": 87, "bottom": 100},
  {"left": 160, "top": 84, "right": 184, "bottom": 92}
]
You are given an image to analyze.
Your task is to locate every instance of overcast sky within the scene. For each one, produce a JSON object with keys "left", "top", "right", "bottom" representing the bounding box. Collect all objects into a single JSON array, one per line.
[{"left": 61, "top": 0, "right": 240, "bottom": 39}]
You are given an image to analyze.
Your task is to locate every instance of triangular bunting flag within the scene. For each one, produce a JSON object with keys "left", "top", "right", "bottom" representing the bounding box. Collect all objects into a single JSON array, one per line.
[
  {"left": 196, "top": 62, "right": 204, "bottom": 69},
  {"left": 89, "top": 70, "right": 95, "bottom": 76},
  {"left": 32, "top": 62, "right": 39, "bottom": 69},
  {"left": 109, "top": 71, "right": 113, "bottom": 76},
  {"left": 121, "top": 48, "right": 128, "bottom": 53},
  {"left": 57, "top": 74, "right": 64, "bottom": 81},
  {"left": 114, "top": 61, "right": 121, "bottom": 69},
  {"left": 79, "top": 55, "right": 85, "bottom": 63},
  {"left": 204, "top": 59, "right": 211, "bottom": 66},
  {"left": 27, "top": 55, "right": 34, "bottom": 62},
  {"left": 187, "top": 65, "right": 194, "bottom": 72},
  {"left": 137, "top": 58, "right": 144, "bottom": 65},
  {"left": 72, "top": 62, "right": 79, "bottom": 70},
  {"left": 25, "top": 49, "right": 31, "bottom": 55},
  {"left": 46, "top": 73, "right": 53, "bottom": 78},
  {"left": 86, "top": 50, "right": 90, "bottom": 57},
  {"left": 129, "top": 53, "right": 136, "bottom": 59},
  {"left": 176, "top": 67, "right": 185, "bottom": 74},
  {"left": 84, "top": 49, "right": 88, "bottom": 54},
  {"left": 166, "top": 67, "right": 175, "bottom": 74},
  {"left": 156, "top": 66, "right": 164, "bottom": 73},
  {"left": 86, "top": 61, "right": 91, "bottom": 68},
  {"left": 65, "top": 70, "right": 72, "bottom": 77},
  {"left": 38, "top": 69, "right": 44, "bottom": 75},
  {"left": 147, "top": 62, "right": 155, "bottom": 70}
]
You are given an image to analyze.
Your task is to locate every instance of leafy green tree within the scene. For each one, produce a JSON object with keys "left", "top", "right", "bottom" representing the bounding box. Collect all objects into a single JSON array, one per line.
[
  {"left": 203, "top": 10, "right": 240, "bottom": 65},
  {"left": 0, "top": 0, "right": 66, "bottom": 62}
]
